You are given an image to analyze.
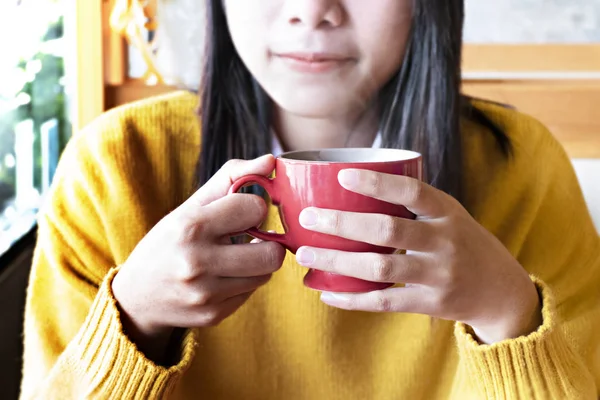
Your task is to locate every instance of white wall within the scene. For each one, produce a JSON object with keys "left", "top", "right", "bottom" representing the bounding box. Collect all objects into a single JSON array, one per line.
[
  {"left": 464, "top": 0, "right": 600, "bottom": 43},
  {"left": 573, "top": 159, "right": 600, "bottom": 233},
  {"left": 153, "top": 0, "right": 205, "bottom": 89}
]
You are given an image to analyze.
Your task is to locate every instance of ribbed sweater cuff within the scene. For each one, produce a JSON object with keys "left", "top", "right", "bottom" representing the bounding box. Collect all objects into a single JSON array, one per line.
[
  {"left": 455, "top": 276, "right": 594, "bottom": 399},
  {"left": 72, "top": 267, "right": 197, "bottom": 398}
]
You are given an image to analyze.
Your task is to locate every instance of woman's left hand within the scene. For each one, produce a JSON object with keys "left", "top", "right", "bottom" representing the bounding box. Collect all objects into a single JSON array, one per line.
[{"left": 296, "top": 169, "right": 543, "bottom": 344}]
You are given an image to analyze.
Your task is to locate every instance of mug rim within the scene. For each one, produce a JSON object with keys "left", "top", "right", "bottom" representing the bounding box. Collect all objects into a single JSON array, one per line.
[{"left": 278, "top": 148, "right": 422, "bottom": 164}]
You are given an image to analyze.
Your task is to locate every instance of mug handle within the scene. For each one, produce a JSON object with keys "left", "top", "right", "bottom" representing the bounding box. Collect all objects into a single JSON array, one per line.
[{"left": 228, "top": 175, "right": 291, "bottom": 248}]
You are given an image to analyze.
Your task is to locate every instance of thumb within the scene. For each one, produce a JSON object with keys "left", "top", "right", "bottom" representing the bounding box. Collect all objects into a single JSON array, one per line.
[{"left": 186, "top": 154, "right": 275, "bottom": 208}]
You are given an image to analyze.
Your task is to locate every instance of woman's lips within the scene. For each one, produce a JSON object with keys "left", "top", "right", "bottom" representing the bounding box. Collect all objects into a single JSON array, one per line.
[{"left": 274, "top": 52, "right": 354, "bottom": 73}]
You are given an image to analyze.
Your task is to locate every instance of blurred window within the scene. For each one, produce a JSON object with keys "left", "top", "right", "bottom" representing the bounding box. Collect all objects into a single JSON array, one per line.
[{"left": 0, "top": 0, "right": 71, "bottom": 255}]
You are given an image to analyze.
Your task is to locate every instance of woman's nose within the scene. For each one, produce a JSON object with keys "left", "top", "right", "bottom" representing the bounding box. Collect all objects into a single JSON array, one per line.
[{"left": 285, "top": 0, "right": 344, "bottom": 29}]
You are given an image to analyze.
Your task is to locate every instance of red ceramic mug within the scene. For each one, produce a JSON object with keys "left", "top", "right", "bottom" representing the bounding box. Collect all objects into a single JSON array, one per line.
[{"left": 228, "top": 148, "right": 423, "bottom": 293}]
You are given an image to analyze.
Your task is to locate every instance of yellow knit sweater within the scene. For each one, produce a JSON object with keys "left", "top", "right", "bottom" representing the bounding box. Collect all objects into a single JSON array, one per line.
[{"left": 21, "top": 91, "right": 600, "bottom": 399}]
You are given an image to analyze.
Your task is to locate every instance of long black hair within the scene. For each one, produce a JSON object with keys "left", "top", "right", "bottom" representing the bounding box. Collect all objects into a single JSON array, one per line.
[{"left": 198, "top": 0, "right": 510, "bottom": 203}]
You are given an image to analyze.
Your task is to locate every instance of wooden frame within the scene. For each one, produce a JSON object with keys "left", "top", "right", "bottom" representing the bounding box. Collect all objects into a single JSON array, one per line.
[
  {"left": 463, "top": 80, "right": 600, "bottom": 158},
  {"left": 461, "top": 44, "right": 600, "bottom": 158},
  {"left": 463, "top": 44, "right": 600, "bottom": 75},
  {"left": 73, "top": 0, "right": 105, "bottom": 131},
  {"left": 102, "top": 0, "right": 127, "bottom": 86},
  {"left": 104, "top": 79, "right": 175, "bottom": 108}
]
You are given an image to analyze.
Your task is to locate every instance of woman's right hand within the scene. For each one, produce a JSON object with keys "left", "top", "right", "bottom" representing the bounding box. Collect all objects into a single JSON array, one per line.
[{"left": 111, "top": 155, "right": 286, "bottom": 362}]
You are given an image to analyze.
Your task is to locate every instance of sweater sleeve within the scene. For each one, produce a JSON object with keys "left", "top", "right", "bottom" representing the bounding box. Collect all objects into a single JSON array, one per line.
[
  {"left": 20, "top": 110, "right": 198, "bottom": 399},
  {"left": 454, "top": 119, "right": 600, "bottom": 399}
]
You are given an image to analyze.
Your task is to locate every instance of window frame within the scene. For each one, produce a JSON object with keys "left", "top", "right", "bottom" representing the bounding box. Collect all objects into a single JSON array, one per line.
[
  {"left": 463, "top": 44, "right": 600, "bottom": 78},
  {"left": 74, "top": 0, "right": 104, "bottom": 131}
]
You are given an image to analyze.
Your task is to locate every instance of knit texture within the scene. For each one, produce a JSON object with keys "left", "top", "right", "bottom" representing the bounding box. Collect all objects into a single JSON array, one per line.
[{"left": 20, "top": 91, "right": 600, "bottom": 399}]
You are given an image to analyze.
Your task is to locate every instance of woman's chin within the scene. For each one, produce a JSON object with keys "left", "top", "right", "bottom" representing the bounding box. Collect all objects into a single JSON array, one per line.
[
  {"left": 264, "top": 80, "right": 371, "bottom": 118},
  {"left": 273, "top": 97, "right": 366, "bottom": 119}
]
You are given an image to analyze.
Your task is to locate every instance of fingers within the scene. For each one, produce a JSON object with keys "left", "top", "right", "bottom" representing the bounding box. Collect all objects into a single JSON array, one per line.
[
  {"left": 208, "top": 241, "right": 286, "bottom": 278},
  {"left": 338, "top": 169, "right": 450, "bottom": 217},
  {"left": 200, "top": 193, "right": 269, "bottom": 237},
  {"left": 189, "top": 291, "right": 255, "bottom": 327},
  {"left": 186, "top": 155, "right": 275, "bottom": 208},
  {"left": 296, "top": 247, "right": 428, "bottom": 284},
  {"left": 299, "top": 208, "right": 435, "bottom": 251},
  {"left": 215, "top": 291, "right": 255, "bottom": 316},
  {"left": 211, "top": 274, "right": 272, "bottom": 302},
  {"left": 319, "top": 286, "right": 430, "bottom": 314}
]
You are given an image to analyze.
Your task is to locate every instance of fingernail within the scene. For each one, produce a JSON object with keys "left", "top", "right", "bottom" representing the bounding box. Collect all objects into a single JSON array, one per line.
[
  {"left": 299, "top": 209, "right": 319, "bottom": 227},
  {"left": 338, "top": 170, "right": 359, "bottom": 188},
  {"left": 296, "top": 247, "right": 315, "bottom": 266},
  {"left": 321, "top": 292, "right": 351, "bottom": 303}
]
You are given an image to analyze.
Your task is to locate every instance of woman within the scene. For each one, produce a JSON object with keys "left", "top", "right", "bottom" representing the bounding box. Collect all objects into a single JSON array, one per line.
[{"left": 21, "top": 0, "right": 600, "bottom": 399}]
